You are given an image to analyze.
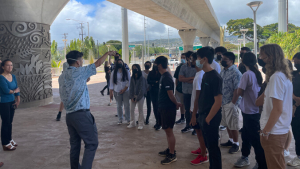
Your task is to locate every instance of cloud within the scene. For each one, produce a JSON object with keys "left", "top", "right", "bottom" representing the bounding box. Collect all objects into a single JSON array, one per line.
[{"left": 50, "top": 0, "right": 178, "bottom": 47}]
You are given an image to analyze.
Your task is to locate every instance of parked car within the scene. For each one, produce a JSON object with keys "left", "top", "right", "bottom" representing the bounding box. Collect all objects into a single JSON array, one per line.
[{"left": 168, "top": 59, "right": 179, "bottom": 66}]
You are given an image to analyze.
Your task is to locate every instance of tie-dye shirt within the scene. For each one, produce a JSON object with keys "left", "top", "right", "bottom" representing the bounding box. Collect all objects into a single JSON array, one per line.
[{"left": 59, "top": 64, "right": 96, "bottom": 114}]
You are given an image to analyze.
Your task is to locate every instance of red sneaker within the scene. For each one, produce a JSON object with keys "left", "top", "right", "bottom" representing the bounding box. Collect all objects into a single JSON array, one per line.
[
  {"left": 191, "top": 147, "right": 201, "bottom": 155},
  {"left": 190, "top": 155, "right": 209, "bottom": 165}
]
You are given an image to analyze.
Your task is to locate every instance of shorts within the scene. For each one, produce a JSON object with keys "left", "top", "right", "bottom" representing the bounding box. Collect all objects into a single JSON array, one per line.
[
  {"left": 191, "top": 113, "right": 200, "bottom": 129},
  {"left": 175, "top": 90, "right": 184, "bottom": 104},
  {"left": 159, "top": 107, "right": 176, "bottom": 129},
  {"left": 220, "top": 103, "right": 240, "bottom": 130}
]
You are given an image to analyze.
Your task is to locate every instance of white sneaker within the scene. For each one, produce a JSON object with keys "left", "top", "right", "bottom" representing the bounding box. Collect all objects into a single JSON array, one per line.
[
  {"left": 108, "top": 102, "right": 112, "bottom": 106},
  {"left": 288, "top": 157, "right": 300, "bottom": 166},
  {"left": 117, "top": 121, "right": 122, "bottom": 125},
  {"left": 127, "top": 123, "right": 136, "bottom": 128},
  {"left": 138, "top": 126, "right": 143, "bottom": 130},
  {"left": 284, "top": 150, "right": 290, "bottom": 157}
]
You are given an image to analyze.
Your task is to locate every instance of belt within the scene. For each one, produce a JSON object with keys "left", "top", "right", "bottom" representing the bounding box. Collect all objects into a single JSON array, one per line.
[{"left": 72, "top": 109, "right": 90, "bottom": 113}]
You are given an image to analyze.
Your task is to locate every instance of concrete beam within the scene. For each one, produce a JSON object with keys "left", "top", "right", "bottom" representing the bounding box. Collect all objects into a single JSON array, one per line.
[
  {"left": 122, "top": 8, "right": 129, "bottom": 65},
  {"left": 179, "top": 29, "right": 197, "bottom": 52},
  {"left": 0, "top": 0, "right": 69, "bottom": 25}
]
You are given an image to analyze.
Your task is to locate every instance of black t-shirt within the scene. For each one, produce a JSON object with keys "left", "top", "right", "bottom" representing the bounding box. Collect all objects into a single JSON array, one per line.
[
  {"left": 147, "top": 71, "right": 161, "bottom": 90},
  {"left": 158, "top": 72, "right": 175, "bottom": 108},
  {"left": 293, "top": 71, "right": 300, "bottom": 104},
  {"left": 174, "top": 63, "right": 183, "bottom": 93},
  {"left": 198, "top": 70, "right": 223, "bottom": 115}
]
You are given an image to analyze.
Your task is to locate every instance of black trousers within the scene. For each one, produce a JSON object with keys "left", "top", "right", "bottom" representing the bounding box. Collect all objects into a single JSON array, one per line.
[
  {"left": 241, "top": 113, "right": 267, "bottom": 169},
  {"left": 101, "top": 79, "right": 110, "bottom": 94},
  {"left": 199, "top": 111, "right": 222, "bottom": 169},
  {"left": 0, "top": 101, "right": 15, "bottom": 145},
  {"left": 291, "top": 108, "right": 300, "bottom": 156},
  {"left": 145, "top": 91, "right": 151, "bottom": 120},
  {"left": 66, "top": 111, "right": 98, "bottom": 169},
  {"left": 150, "top": 88, "right": 160, "bottom": 125},
  {"left": 183, "top": 94, "right": 192, "bottom": 128}
]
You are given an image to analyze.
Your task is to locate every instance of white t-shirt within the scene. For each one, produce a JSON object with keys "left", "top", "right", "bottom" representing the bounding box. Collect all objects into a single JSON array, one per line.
[
  {"left": 211, "top": 60, "right": 221, "bottom": 74},
  {"left": 261, "top": 71, "right": 293, "bottom": 135},
  {"left": 190, "top": 70, "right": 205, "bottom": 112}
]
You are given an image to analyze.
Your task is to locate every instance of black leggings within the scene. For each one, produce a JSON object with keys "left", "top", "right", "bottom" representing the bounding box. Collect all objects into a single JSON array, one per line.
[
  {"left": 146, "top": 91, "right": 151, "bottom": 120},
  {"left": 0, "top": 101, "right": 15, "bottom": 145},
  {"left": 150, "top": 88, "right": 160, "bottom": 125},
  {"left": 101, "top": 79, "right": 110, "bottom": 94}
]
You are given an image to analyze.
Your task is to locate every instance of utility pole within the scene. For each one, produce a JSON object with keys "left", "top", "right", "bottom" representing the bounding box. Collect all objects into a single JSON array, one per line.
[
  {"left": 97, "top": 40, "right": 99, "bottom": 58},
  {"left": 148, "top": 35, "right": 150, "bottom": 61},
  {"left": 168, "top": 28, "right": 171, "bottom": 58},
  {"left": 79, "top": 23, "right": 84, "bottom": 41},
  {"left": 62, "top": 33, "right": 68, "bottom": 61},
  {"left": 287, "top": 0, "right": 289, "bottom": 31},
  {"left": 143, "top": 16, "right": 146, "bottom": 65}
]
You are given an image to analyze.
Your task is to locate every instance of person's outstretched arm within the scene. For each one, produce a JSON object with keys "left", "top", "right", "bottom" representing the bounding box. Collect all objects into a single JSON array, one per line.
[{"left": 95, "top": 51, "right": 116, "bottom": 68}]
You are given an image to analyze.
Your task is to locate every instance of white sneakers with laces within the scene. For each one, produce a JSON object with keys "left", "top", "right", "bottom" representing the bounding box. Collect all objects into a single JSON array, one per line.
[{"left": 288, "top": 157, "right": 300, "bottom": 167}]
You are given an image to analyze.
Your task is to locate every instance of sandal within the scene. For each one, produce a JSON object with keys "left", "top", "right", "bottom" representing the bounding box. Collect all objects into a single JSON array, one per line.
[
  {"left": 2, "top": 143, "right": 16, "bottom": 151},
  {"left": 10, "top": 139, "right": 18, "bottom": 147}
]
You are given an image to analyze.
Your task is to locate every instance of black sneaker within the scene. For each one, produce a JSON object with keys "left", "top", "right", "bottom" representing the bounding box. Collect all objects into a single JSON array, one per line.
[
  {"left": 161, "top": 153, "right": 177, "bottom": 165},
  {"left": 154, "top": 123, "right": 157, "bottom": 128},
  {"left": 175, "top": 119, "right": 185, "bottom": 124},
  {"left": 239, "top": 128, "right": 243, "bottom": 132},
  {"left": 181, "top": 127, "right": 193, "bottom": 133},
  {"left": 220, "top": 140, "right": 233, "bottom": 147},
  {"left": 56, "top": 112, "right": 61, "bottom": 121},
  {"left": 192, "top": 130, "right": 197, "bottom": 135},
  {"left": 115, "top": 114, "right": 118, "bottom": 117},
  {"left": 100, "top": 90, "right": 104, "bottom": 96},
  {"left": 155, "top": 125, "right": 162, "bottom": 131},
  {"left": 229, "top": 144, "right": 240, "bottom": 154},
  {"left": 145, "top": 119, "right": 149, "bottom": 125},
  {"left": 158, "top": 148, "right": 169, "bottom": 157},
  {"left": 219, "top": 125, "right": 226, "bottom": 131}
]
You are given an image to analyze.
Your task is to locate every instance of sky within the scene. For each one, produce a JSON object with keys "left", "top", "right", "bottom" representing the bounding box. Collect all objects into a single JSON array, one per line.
[{"left": 50, "top": 0, "right": 300, "bottom": 47}]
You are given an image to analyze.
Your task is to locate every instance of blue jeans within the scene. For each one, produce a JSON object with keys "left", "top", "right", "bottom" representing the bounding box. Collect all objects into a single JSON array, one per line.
[{"left": 114, "top": 91, "right": 130, "bottom": 122}]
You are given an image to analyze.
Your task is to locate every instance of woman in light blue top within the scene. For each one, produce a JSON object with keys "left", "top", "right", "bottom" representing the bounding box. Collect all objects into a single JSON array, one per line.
[
  {"left": 109, "top": 59, "right": 131, "bottom": 125},
  {"left": 0, "top": 59, "right": 20, "bottom": 151}
]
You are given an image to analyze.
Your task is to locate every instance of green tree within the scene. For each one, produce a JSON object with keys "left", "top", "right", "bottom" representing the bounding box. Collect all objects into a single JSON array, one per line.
[
  {"left": 262, "top": 23, "right": 300, "bottom": 38},
  {"left": 224, "top": 42, "right": 238, "bottom": 51},
  {"left": 67, "top": 39, "right": 89, "bottom": 59},
  {"left": 245, "top": 42, "right": 254, "bottom": 50},
  {"left": 266, "top": 30, "right": 300, "bottom": 60},
  {"left": 106, "top": 40, "right": 122, "bottom": 51},
  {"left": 226, "top": 18, "right": 265, "bottom": 42}
]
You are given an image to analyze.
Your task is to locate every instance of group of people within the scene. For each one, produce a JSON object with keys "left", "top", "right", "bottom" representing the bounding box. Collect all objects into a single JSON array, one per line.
[{"left": 0, "top": 42, "right": 300, "bottom": 169}]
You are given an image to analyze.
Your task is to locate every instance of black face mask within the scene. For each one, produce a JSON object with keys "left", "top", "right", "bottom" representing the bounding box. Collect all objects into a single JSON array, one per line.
[
  {"left": 191, "top": 63, "right": 196, "bottom": 68},
  {"left": 257, "top": 58, "right": 266, "bottom": 67},
  {"left": 240, "top": 53, "right": 244, "bottom": 59},
  {"left": 221, "top": 61, "right": 228, "bottom": 68},
  {"left": 117, "top": 63, "right": 123, "bottom": 68},
  {"left": 145, "top": 65, "right": 150, "bottom": 70},
  {"left": 153, "top": 65, "right": 158, "bottom": 71},
  {"left": 217, "top": 55, "right": 222, "bottom": 61},
  {"left": 295, "top": 64, "right": 300, "bottom": 71},
  {"left": 133, "top": 69, "right": 138, "bottom": 74}
]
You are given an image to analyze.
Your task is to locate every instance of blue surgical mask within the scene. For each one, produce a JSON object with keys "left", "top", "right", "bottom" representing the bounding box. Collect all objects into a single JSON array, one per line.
[
  {"left": 181, "top": 59, "right": 186, "bottom": 63},
  {"left": 196, "top": 60, "right": 204, "bottom": 69}
]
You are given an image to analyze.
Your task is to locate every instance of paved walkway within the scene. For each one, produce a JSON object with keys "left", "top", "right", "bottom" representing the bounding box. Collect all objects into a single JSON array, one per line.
[{"left": 1, "top": 72, "right": 297, "bottom": 169}]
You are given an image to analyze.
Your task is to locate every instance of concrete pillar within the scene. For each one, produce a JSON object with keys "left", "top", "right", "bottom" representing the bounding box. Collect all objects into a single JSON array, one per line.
[
  {"left": 0, "top": 0, "right": 69, "bottom": 108},
  {"left": 178, "top": 29, "right": 197, "bottom": 52},
  {"left": 199, "top": 37, "right": 211, "bottom": 47},
  {"left": 278, "top": 0, "right": 287, "bottom": 32},
  {"left": 122, "top": 7, "right": 130, "bottom": 64}
]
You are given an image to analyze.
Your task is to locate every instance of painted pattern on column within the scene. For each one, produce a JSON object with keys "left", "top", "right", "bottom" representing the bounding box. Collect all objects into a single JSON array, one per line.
[{"left": 0, "top": 22, "right": 52, "bottom": 105}]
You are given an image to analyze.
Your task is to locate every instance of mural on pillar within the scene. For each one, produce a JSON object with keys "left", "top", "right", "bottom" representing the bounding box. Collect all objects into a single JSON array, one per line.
[{"left": 0, "top": 22, "right": 52, "bottom": 103}]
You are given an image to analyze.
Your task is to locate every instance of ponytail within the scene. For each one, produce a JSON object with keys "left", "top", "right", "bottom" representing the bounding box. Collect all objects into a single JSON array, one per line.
[
  {"left": 242, "top": 52, "right": 263, "bottom": 86},
  {"left": 249, "top": 65, "right": 263, "bottom": 85}
]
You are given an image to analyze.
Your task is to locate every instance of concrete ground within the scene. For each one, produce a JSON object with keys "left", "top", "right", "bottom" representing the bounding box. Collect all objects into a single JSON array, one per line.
[{"left": 1, "top": 72, "right": 297, "bottom": 169}]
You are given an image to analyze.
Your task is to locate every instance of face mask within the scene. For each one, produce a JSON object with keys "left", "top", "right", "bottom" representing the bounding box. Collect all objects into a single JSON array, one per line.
[
  {"left": 257, "top": 58, "right": 266, "bottom": 67},
  {"left": 295, "top": 64, "right": 300, "bottom": 71},
  {"left": 117, "top": 63, "right": 123, "bottom": 68},
  {"left": 145, "top": 65, "right": 150, "bottom": 70},
  {"left": 240, "top": 53, "right": 244, "bottom": 59},
  {"left": 191, "top": 64, "right": 195, "bottom": 68},
  {"left": 217, "top": 55, "right": 222, "bottom": 61},
  {"left": 133, "top": 69, "right": 138, "bottom": 74},
  {"left": 221, "top": 60, "right": 228, "bottom": 68},
  {"left": 196, "top": 60, "right": 204, "bottom": 69},
  {"left": 181, "top": 59, "right": 186, "bottom": 63}
]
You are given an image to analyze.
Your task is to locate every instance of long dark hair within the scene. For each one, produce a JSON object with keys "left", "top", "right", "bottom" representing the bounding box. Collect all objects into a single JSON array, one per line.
[
  {"left": 113, "top": 59, "right": 128, "bottom": 85},
  {"left": 0, "top": 59, "right": 12, "bottom": 74},
  {"left": 104, "top": 61, "right": 109, "bottom": 72},
  {"left": 242, "top": 52, "right": 263, "bottom": 85},
  {"left": 132, "top": 64, "right": 142, "bottom": 80}
]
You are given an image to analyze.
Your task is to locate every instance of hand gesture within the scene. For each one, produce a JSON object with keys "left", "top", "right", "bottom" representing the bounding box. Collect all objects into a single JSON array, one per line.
[
  {"left": 13, "top": 100, "right": 20, "bottom": 109},
  {"left": 14, "top": 87, "right": 20, "bottom": 93},
  {"left": 176, "top": 102, "right": 182, "bottom": 110},
  {"left": 108, "top": 51, "right": 117, "bottom": 56}
]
